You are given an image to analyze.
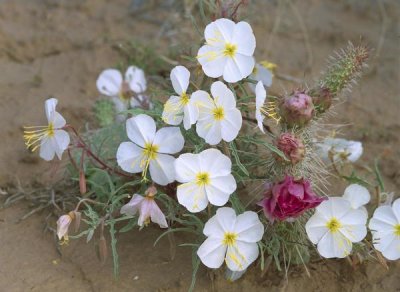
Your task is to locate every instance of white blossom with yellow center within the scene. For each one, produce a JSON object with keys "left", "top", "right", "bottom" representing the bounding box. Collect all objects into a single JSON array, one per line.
[
  {"left": 197, "top": 207, "right": 264, "bottom": 271},
  {"left": 197, "top": 18, "right": 256, "bottom": 83},
  {"left": 23, "top": 98, "right": 70, "bottom": 161},
  {"left": 175, "top": 149, "right": 236, "bottom": 213},
  {"left": 192, "top": 81, "right": 242, "bottom": 145},
  {"left": 316, "top": 137, "right": 363, "bottom": 164},
  {"left": 306, "top": 197, "right": 367, "bottom": 258},
  {"left": 116, "top": 114, "right": 184, "bottom": 185},
  {"left": 162, "top": 65, "right": 199, "bottom": 130},
  {"left": 96, "top": 66, "right": 148, "bottom": 120},
  {"left": 369, "top": 198, "right": 400, "bottom": 260}
]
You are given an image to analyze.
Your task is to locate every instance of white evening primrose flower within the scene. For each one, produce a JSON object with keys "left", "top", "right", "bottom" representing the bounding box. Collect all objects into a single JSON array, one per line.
[
  {"left": 255, "top": 81, "right": 267, "bottom": 133},
  {"left": 316, "top": 137, "right": 363, "bottom": 164},
  {"left": 56, "top": 212, "right": 74, "bottom": 242},
  {"left": 23, "top": 98, "right": 70, "bottom": 161},
  {"left": 120, "top": 187, "right": 168, "bottom": 228},
  {"left": 248, "top": 61, "right": 275, "bottom": 92},
  {"left": 175, "top": 149, "right": 236, "bottom": 213},
  {"left": 197, "top": 207, "right": 264, "bottom": 271},
  {"left": 342, "top": 184, "right": 370, "bottom": 216},
  {"left": 116, "top": 114, "right": 184, "bottom": 185},
  {"left": 305, "top": 197, "right": 367, "bottom": 258},
  {"left": 192, "top": 81, "right": 242, "bottom": 145},
  {"left": 369, "top": 198, "right": 400, "bottom": 260},
  {"left": 197, "top": 18, "right": 256, "bottom": 83},
  {"left": 96, "top": 66, "right": 149, "bottom": 116},
  {"left": 162, "top": 65, "right": 198, "bottom": 130}
]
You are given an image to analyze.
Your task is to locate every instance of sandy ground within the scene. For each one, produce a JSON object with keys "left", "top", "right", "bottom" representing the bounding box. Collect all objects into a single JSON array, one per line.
[{"left": 0, "top": 0, "right": 399, "bottom": 291}]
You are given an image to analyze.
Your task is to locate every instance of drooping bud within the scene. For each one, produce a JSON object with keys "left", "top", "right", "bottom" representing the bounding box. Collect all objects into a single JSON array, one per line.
[
  {"left": 79, "top": 170, "right": 87, "bottom": 195},
  {"left": 215, "top": 0, "right": 248, "bottom": 21},
  {"left": 276, "top": 133, "right": 305, "bottom": 164},
  {"left": 279, "top": 90, "right": 314, "bottom": 127},
  {"left": 56, "top": 211, "right": 75, "bottom": 242}
]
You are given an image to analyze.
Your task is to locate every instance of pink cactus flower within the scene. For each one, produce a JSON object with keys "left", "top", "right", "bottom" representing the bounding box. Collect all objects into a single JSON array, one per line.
[{"left": 258, "top": 176, "right": 325, "bottom": 222}]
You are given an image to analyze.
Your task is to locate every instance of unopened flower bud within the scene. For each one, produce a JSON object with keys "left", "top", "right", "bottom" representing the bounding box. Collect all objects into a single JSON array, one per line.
[
  {"left": 279, "top": 90, "right": 314, "bottom": 127},
  {"left": 56, "top": 211, "right": 75, "bottom": 241},
  {"left": 309, "top": 87, "right": 333, "bottom": 113},
  {"left": 276, "top": 133, "right": 305, "bottom": 164},
  {"left": 79, "top": 170, "right": 87, "bottom": 195}
]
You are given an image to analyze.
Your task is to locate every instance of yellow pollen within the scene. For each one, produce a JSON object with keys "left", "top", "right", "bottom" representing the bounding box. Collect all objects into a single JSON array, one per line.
[
  {"left": 143, "top": 143, "right": 158, "bottom": 160},
  {"left": 260, "top": 60, "right": 278, "bottom": 72},
  {"left": 180, "top": 92, "right": 190, "bottom": 105},
  {"left": 195, "top": 172, "right": 210, "bottom": 186},
  {"left": 394, "top": 224, "right": 400, "bottom": 236},
  {"left": 223, "top": 43, "right": 237, "bottom": 58},
  {"left": 326, "top": 218, "right": 342, "bottom": 233},
  {"left": 223, "top": 232, "right": 237, "bottom": 246},
  {"left": 213, "top": 107, "right": 225, "bottom": 120},
  {"left": 23, "top": 123, "right": 56, "bottom": 152}
]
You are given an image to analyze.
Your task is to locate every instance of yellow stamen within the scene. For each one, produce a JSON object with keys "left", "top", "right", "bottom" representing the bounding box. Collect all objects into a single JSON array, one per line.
[
  {"left": 140, "top": 143, "right": 159, "bottom": 181},
  {"left": 213, "top": 107, "right": 225, "bottom": 121},
  {"left": 223, "top": 43, "right": 237, "bottom": 58},
  {"left": 195, "top": 172, "right": 210, "bottom": 186},
  {"left": 394, "top": 224, "right": 400, "bottom": 236},
  {"left": 180, "top": 92, "right": 190, "bottom": 105},
  {"left": 23, "top": 122, "right": 55, "bottom": 152},
  {"left": 260, "top": 100, "right": 281, "bottom": 124},
  {"left": 223, "top": 232, "right": 237, "bottom": 246},
  {"left": 326, "top": 218, "right": 342, "bottom": 233},
  {"left": 260, "top": 60, "right": 278, "bottom": 72}
]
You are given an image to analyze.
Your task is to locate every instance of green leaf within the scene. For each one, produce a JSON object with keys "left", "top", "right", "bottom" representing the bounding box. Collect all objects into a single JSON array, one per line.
[
  {"left": 374, "top": 159, "right": 385, "bottom": 192},
  {"left": 119, "top": 218, "right": 138, "bottom": 233},
  {"left": 229, "top": 141, "right": 249, "bottom": 176}
]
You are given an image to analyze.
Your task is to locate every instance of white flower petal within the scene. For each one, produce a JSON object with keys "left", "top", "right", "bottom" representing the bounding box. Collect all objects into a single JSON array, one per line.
[
  {"left": 125, "top": 66, "right": 147, "bottom": 93},
  {"left": 183, "top": 101, "right": 199, "bottom": 130},
  {"left": 116, "top": 141, "right": 144, "bottom": 173},
  {"left": 305, "top": 213, "right": 329, "bottom": 244},
  {"left": 197, "top": 45, "right": 227, "bottom": 78},
  {"left": 177, "top": 183, "right": 208, "bottom": 213},
  {"left": 39, "top": 137, "right": 56, "bottom": 161},
  {"left": 203, "top": 215, "right": 225, "bottom": 238},
  {"left": 315, "top": 197, "right": 351, "bottom": 221},
  {"left": 44, "top": 98, "right": 58, "bottom": 123},
  {"left": 339, "top": 212, "right": 367, "bottom": 243},
  {"left": 220, "top": 109, "right": 242, "bottom": 142},
  {"left": 223, "top": 54, "right": 254, "bottom": 83},
  {"left": 380, "top": 235, "right": 400, "bottom": 260},
  {"left": 196, "top": 117, "right": 222, "bottom": 145},
  {"left": 205, "top": 18, "right": 235, "bottom": 44},
  {"left": 53, "top": 130, "right": 70, "bottom": 159},
  {"left": 171, "top": 65, "right": 190, "bottom": 95},
  {"left": 175, "top": 153, "right": 200, "bottom": 182},
  {"left": 96, "top": 69, "right": 122, "bottom": 97},
  {"left": 215, "top": 207, "right": 236, "bottom": 232},
  {"left": 255, "top": 81, "right": 267, "bottom": 132},
  {"left": 370, "top": 205, "right": 398, "bottom": 226},
  {"left": 225, "top": 241, "right": 259, "bottom": 271},
  {"left": 126, "top": 114, "right": 156, "bottom": 147},
  {"left": 343, "top": 184, "right": 371, "bottom": 209},
  {"left": 197, "top": 237, "right": 227, "bottom": 269},
  {"left": 369, "top": 217, "right": 395, "bottom": 236},
  {"left": 392, "top": 198, "right": 400, "bottom": 222},
  {"left": 162, "top": 95, "right": 184, "bottom": 126},
  {"left": 211, "top": 81, "right": 236, "bottom": 109},
  {"left": 205, "top": 181, "right": 233, "bottom": 207},
  {"left": 120, "top": 194, "right": 144, "bottom": 216},
  {"left": 232, "top": 21, "right": 256, "bottom": 56},
  {"left": 153, "top": 127, "right": 184, "bottom": 154},
  {"left": 149, "top": 154, "right": 176, "bottom": 186},
  {"left": 234, "top": 211, "right": 264, "bottom": 243},
  {"left": 199, "top": 148, "right": 231, "bottom": 176},
  {"left": 317, "top": 231, "right": 352, "bottom": 258},
  {"left": 251, "top": 63, "right": 273, "bottom": 90}
]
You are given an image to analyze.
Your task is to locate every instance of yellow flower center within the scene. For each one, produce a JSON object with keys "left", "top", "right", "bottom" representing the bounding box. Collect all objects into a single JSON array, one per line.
[
  {"left": 394, "top": 224, "right": 400, "bottom": 236},
  {"left": 23, "top": 122, "right": 56, "bottom": 152},
  {"left": 180, "top": 92, "right": 190, "bottom": 105},
  {"left": 195, "top": 172, "right": 210, "bottom": 186},
  {"left": 213, "top": 107, "right": 225, "bottom": 121},
  {"left": 223, "top": 232, "right": 237, "bottom": 246},
  {"left": 260, "top": 60, "right": 277, "bottom": 72},
  {"left": 326, "top": 218, "right": 342, "bottom": 233},
  {"left": 143, "top": 143, "right": 158, "bottom": 160},
  {"left": 223, "top": 43, "right": 237, "bottom": 58}
]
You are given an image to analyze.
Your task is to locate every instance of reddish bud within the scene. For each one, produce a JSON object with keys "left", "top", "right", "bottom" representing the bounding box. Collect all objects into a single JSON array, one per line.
[
  {"left": 79, "top": 170, "right": 87, "bottom": 195},
  {"left": 276, "top": 133, "right": 305, "bottom": 164},
  {"left": 279, "top": 90, "right": 314, "bottom": 127}
]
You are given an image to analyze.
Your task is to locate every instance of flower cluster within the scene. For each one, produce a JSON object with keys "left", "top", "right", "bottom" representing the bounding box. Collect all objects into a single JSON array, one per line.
[{"left": 23, "top": 12, "right": 398, "bottom": 288}]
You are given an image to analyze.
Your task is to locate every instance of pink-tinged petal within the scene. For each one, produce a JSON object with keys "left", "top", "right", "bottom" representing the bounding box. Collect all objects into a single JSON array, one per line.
[
  {"left": 57, "top": 214, "right": 72, "bottom": 240},
  {"left": 120, "top": 194, "right": 144, "bottom": 216},
  {"left": 149, "top": 199, "right": 168, "bottom": 228}
]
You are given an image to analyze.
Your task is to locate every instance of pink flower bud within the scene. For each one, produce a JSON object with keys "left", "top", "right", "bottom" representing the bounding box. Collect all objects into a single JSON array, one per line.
[
  {"left": 56, "top": 212, "right": 74, "bottom": 241},
  {"left": 276, "top": 133, "right": 305, "bottom": 164},
  {"left": 257, "top": 176, "right": 325, "bottom": 222},
  {"left": 309, "top": 87, "right": 333, "bottom": 113},
  {"left": 280, "top": 90, "right": 314, "bottom": 127}
]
